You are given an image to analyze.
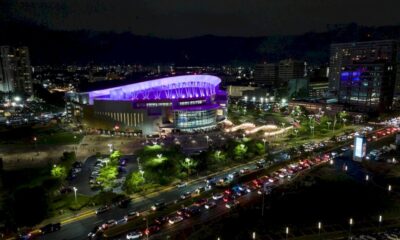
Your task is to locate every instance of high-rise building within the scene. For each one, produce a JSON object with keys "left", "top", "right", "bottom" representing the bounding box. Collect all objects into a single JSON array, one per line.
[
  {"left": 0, "top": 46, "right": 15, "bottom": 93},
  {"left": 253, "top": 63, "right": 278, "bottom": 87},
  {"left": 0, "top": 46, "right": 33, "bottom": 95},
  {"left": 278, "top": 59, "right": 306, "bottom": 86},
  {"left": 329, "top": 40, "right": 400, "bottom": 95},
  {"left": 338, "top": 63, "right": 394, "bottom": 113}
]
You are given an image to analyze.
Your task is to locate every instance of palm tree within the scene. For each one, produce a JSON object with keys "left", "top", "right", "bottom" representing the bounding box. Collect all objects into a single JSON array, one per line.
[{"left": 181, "top": 158, "right": 197, "bottom": 177}]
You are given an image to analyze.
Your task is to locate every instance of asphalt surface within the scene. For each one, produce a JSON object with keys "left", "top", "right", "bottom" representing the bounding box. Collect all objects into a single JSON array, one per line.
[
  {"left": 69, "top": 155, "right": 138, "bottom": 196},
  {"left": 44, "top": 161, "right": 260, "bottom": 240},
  {"left": 43, "top": 126, "right": 395, "bottom": 240}
]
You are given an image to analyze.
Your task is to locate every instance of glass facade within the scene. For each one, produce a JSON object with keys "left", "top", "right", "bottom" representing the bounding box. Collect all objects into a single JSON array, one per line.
[
  {"left": 174, "top": 109, "right": 217, "bottom": 131},
  {"left": 338, "top": 64, "right": 393, "bottom": 112}
]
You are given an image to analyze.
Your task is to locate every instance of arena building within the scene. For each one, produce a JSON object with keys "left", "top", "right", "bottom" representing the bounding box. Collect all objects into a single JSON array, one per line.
[{"left": 66, "top": 75, "right": 228, "bottom": 134}]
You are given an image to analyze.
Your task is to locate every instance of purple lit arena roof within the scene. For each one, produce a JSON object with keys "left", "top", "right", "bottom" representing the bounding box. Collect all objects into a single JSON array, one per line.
[{"left": 87, "top": 75, "right": 223, "bottom": 104}]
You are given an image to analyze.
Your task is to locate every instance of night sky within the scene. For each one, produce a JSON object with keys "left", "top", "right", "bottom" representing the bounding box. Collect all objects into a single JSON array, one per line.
[{"left": 2, "top": 0, "right": 400, "bottom": 38}]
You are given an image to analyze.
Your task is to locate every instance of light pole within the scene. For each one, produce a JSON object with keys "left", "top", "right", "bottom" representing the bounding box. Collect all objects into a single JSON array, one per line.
[
  {"left": 262, "top": 138, "right": 267, "bottom": 151},
  {"left": 310, "top": 125, "right": 315, "bottom": 137},
  {"left": 73, "top": 187, "right": 78, "bottom": 202},
  {"left": 378, "top": 215, "right": 382, "bottom": 231},
  {"left": 185, "top": 158, "right": 191, "bottom": 178},
  {"left": 349, "top": 218, "right": 353, "bottom": 239},
  {"left": 285, "top": 227, "right": 289, "bottom": 240},
  {"left": 139, "top": 170, "right": 145, "bottom": 183},
  {"left": 252, "top": 232, "right": 256, "bottom": 239},
  {"left": 318, "top": 222, "right": 322, "bottom": 239},
  {"left": 388, "top": 184, "right": 392, "bottom": 193},
  {"left": 205, "top": 135, "right": 209, "bottom": 145},
  {"left": 365, "top": 174, "right": 369, "bottom": 182},
  {"left": 107, "top": 143, "right": 113, "bottom": 153}
]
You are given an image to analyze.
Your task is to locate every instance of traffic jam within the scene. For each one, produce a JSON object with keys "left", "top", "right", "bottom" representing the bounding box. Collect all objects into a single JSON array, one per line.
[
  {"left": 86, "top": 126, "right": 400, "bottom": 240},
  {"left": 93, "top": 156, "right": 332, "bottom": 239}
]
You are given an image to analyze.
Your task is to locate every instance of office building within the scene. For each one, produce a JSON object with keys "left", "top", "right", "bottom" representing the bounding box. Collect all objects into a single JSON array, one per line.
[
  {"left": 66, "top": 75, "right": 227, "bottom": 134},
  {"left": 253, "top": 63, "right": 278, "bottom": 87},
  {"left": 0, "top": 46, "right": 33, "bottom": 95},
  {"left": 227, "top": 85, "right": 258, "bottom": 97},
  {"left": 329, "top": 40, "right": 399, "bottom": 95},
  {"left": 338, "top": 63, "right": 394, "bottom": 112},
  {"left": 288, "top": 78, "right": 309, "bottom": 99},
  {"left": 309, "top": 81, "right": 329, "bottom": 98},
  {"left": 278, "top": 59, "right": 306, "bottom": 86}
]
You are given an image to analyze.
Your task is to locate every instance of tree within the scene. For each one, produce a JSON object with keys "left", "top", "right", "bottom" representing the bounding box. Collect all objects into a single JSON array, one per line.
[
  {"left": 234, "top": 144, "right": 248, "bottom": 160},
  {"left": 212, "top": 150, "right": 227, "bottom": 164},
  {"left": 124, "top": 171, "right": 145, "bottom": 193},
  {"left": 254, "top": 142, "right": 265, "bottom": 155},
  {"left": 97, "top": 165, "right": 118, "bottom": 189},
  {"left": 13, "top": 186, "right": 49, "bottom": 227},
  {"left": 110, "top": 150, "right": 122, "bottom": 163},
  {"left": 180, "top": 158, "right": 198, "bottom": 177},
  {"left": 61, "top": 151, "right": 76, "bottom": 163},
  {"left": 51, "top": 165, "right": 67, "bottom": 179}
]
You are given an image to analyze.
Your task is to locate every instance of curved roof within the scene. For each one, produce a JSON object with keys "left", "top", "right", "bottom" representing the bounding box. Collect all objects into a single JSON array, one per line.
[{"left": 88, "top": 74, "right": 222, "bottom": 102}]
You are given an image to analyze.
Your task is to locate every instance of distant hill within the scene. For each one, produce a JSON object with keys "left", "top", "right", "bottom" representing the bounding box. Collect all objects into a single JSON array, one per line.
[{"left": 1, "top": 21, "right": 400, "bottom": 65}]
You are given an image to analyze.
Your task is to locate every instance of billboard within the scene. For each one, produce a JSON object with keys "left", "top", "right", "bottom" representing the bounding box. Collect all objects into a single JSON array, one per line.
[{"left": 353, "top": 136, "right": 366, "bottom": 161}]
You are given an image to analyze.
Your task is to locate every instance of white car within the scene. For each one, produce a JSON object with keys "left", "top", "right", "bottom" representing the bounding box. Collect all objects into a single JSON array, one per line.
[
  {"left": 126, "top": 231, "right": 143, "bottom": 239},
  {"left": 176, "top": 182, "right": 188, "bottom": 188},
  {"left": 212, "top": 192, "right": 224, "bottom": 200},
  {"left": 169, "top": 215, "right": 184, "bottom": 224}
]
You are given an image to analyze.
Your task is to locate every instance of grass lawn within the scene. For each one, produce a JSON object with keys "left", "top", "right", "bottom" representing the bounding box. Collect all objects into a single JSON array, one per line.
[{"left": 36, "top": 131, "right": 82, "bottom": 145}]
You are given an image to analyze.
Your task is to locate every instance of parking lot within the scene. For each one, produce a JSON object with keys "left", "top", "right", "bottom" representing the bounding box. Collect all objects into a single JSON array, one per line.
[{"left": 68, "top": 155, "right": 138, "bottom": 196}]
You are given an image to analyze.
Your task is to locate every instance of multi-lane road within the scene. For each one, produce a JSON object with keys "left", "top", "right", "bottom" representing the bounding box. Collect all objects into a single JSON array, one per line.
[{"left": 42, "top": 125, "right": 398, "bottom": 240}]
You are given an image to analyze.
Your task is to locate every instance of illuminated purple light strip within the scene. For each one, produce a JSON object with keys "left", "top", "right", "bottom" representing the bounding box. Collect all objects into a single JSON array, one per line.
[{"left": 87, "top": 75, "right": 222, "bottom": 104}]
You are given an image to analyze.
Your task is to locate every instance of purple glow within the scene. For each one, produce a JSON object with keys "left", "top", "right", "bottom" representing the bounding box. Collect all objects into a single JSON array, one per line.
[{"left": 87, "top": 75, "right": 223, "bottom": 104}]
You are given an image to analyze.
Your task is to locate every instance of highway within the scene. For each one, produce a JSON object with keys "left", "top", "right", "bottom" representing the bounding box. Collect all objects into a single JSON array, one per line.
[{"left": 43, "top": 125, "right": 397, "bottom": 240}]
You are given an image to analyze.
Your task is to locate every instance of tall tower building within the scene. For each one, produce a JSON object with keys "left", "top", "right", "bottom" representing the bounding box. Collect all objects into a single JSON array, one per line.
[
  {"left": 0, "top": 46, "right": 33, "bottom": 95},
  {"left": 0, "top": 46, "right": 15, "bottom": 93},
  {"left": 253, "top": 62, "right": 278, "bottom": 87},
  {"left": 329, "top": 40, "right": 400, "bottom": 95},
  {"left": 278, "top": 59, "right": 306, "bottom": 86}
]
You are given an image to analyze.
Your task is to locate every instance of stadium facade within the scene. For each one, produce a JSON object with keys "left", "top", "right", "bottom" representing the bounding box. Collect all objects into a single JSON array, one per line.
[{"left": 66, "top": 75, "right": 228, "bottom": 134}]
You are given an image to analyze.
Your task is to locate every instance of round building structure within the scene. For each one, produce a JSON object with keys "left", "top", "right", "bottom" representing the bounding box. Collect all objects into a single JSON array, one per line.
[{"left": 66, "top": 75, "right": 228, "bottom": 134}]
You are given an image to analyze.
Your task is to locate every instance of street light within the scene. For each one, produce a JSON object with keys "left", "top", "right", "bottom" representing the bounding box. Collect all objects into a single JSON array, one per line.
[
  {"left": 388, "top": 184, "right": 392, "bottom": 193},
  {"left": 317, "top": 222, "right": 322, "bottom": 238},
  {"left": 139, "top": 170, "right": 145, "bottom": 183},
  {"left": 73, "top": 187, "right": 78, "bottom": 202},
  {"left": 252, "top": 232, "right": 256, "bottom": 239},
  {"left": 365, "top": 174, "right": 369, "bottom": 182},
  {"left": 349, "top": 218, "right": 353, "bottom": 239},
  {"left": 285, "top": 227, "right": 289, "bottom": 240},
  {"left": 378, "top": 215, "right": 383, "bottom": 231},
  {"left": 262, "top": 138, "right": 267, "bottom": 150}
]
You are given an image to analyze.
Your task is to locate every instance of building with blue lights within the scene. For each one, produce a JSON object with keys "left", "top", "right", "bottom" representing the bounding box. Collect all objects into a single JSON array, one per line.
[
  {"left": 338, "top": 63, "right": 394, "bottom": 112},
  {"left": 66, "top": 75, "right": 228, "bottom": 134}
]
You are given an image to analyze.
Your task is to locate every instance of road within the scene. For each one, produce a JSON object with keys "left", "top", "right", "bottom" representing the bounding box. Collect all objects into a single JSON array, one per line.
[
  {"left": 43, "top": 126, "right": 396, "bottom": 240},
  {"left": 45, "top": 160, "right": 262, "bottom": 240}
]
